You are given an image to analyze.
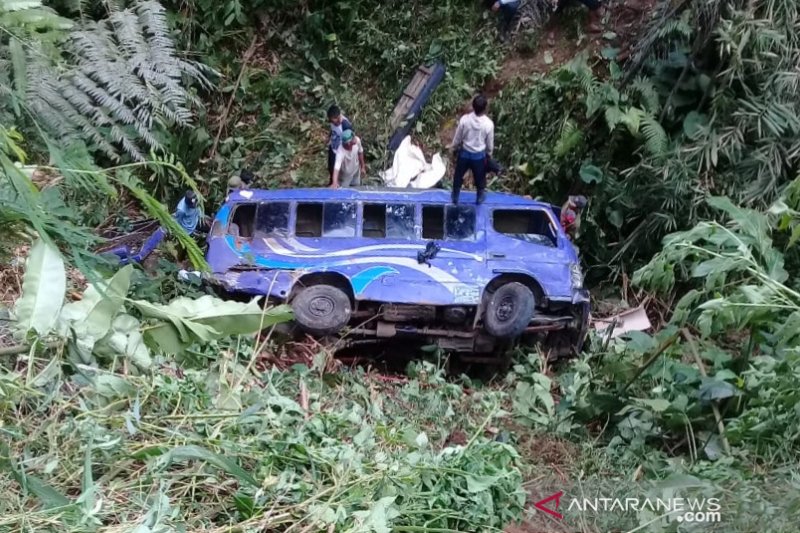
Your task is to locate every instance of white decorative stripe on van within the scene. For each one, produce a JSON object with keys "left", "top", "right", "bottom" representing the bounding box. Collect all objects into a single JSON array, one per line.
[{"left": 262, "top": 237, "right": 485, "bottom": 262}]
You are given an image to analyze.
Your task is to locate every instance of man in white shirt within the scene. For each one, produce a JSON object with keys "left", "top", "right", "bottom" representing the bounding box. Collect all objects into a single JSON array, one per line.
[
  {"left": 450, "top": 95, "right": 494, "bottom": 205},
  {"left": 330, "top": 129, "right": 366, "bottom": 188}
]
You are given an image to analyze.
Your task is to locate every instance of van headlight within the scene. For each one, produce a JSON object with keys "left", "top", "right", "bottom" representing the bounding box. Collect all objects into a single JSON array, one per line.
[{"left": 570, "top": 263, "right": 583, "bottom": 288}]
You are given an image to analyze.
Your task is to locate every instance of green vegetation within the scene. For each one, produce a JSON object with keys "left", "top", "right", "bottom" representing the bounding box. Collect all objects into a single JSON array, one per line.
[{"left": 2, "top": 0, "right": 800, "bottom": 531}]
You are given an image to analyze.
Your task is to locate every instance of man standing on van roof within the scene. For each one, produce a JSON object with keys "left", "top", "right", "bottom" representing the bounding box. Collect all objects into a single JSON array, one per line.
[
  {"left": 330, "top": 129, "right": 366, "bottom": 189},
  {"left": 450, "top": 95, "right": 494, "bottom": 205},
  {"left": 327, "top": 105, "right": 353, "bottom": 186}
]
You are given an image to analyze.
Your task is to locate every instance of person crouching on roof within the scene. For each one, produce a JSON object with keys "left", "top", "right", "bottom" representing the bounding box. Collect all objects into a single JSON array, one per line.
[
  {"left": 227, "top": 168, "right": 255, "bottom": 196},
  {"left": 560, "top": 195, "right": 588, "bottom": 240},
  {"left": 330, "top": 129, "right": 366, "bottom": 189},
  {"left": 450, "top": 95, "right": 495, "bottom": 205}
]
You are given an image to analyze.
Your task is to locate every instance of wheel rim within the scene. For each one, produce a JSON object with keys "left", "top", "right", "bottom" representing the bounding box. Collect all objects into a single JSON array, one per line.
[
  {"left": 495, "top": 295, "right": 515, "bottom": 323},
  {"left": 309, "top": 295, "right": 335, "bottom": 317}
]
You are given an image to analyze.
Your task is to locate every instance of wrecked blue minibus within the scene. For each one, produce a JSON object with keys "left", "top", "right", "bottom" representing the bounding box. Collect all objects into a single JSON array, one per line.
[{"left": 206, "top": 187, "right": 590, "bottom": 358}]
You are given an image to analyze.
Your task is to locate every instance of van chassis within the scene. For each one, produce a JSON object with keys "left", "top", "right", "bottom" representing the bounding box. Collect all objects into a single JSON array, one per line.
[{"left": 273, "top": 296, "right": 589, "bottom": 361}]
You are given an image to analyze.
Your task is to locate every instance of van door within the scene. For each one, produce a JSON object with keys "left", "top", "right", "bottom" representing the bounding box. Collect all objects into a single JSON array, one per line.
[
  {"left": 487, "top": 206, "right": 573, "bottom": 298},
  {"left": 416, "top": 203, "right": 486, "bottom": 306}
]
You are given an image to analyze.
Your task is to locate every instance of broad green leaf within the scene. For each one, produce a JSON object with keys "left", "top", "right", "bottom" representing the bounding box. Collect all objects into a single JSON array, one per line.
[
  {"left": 707, "top": 196, "right": 770, "bottom": 245},
  {"left": 61, "top": 265, "right": 133, "bottom": 340},
  {"left": 620, "top": 330, "right": 655, "bottom": 353},
  {"left": 93, "top": 375, "right": 136, "bottom": 398},
  {"left": 698, "top": 378, "right": 739, "bottom": 402},
  {"left": 95, "top": 314, "right": 152, "bottom": 370},
  {"left": 579, "top": 163, "right": 603, "bottom": 184},
  {"left": 466, "top": 474, "right": 501, "bottom": 493},
  {"left": 156, "top": 445, "right": 258, "bottom": 488},
  {"left": 133, "top": 296, "right": 291, "bottom": 354},
  {"left": 14, "top": 238, "right": 66, "bottom": 336},
  {"left": 682, "top": 111, "right": 708, "bottom": 139},
  {"left": 352, "top": 496, "right": 398, "bottom": 533},
  {"left": 633, "top": 398, "right": 671, "bottom": 412}
]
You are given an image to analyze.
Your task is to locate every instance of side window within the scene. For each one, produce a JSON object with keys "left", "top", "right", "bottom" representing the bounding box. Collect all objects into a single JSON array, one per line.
[
  {"left": 422, "top": 205, "right": 444, "bottom": 239},
  {"left": 363, "top": 204, "right": 387, "bottom": 238},
  {"left": 445, "top": 205, "right": 476, "bottom": 241},
  {"left": 323, "top": 202, "right": 356, "bottom": 238},
  {"left": 255, "top": 202, "right": 289, "bottom": 237},
  {"left": 296, "top": 203, "right": 322, "bottom": 237},
  {"left": 230, "top": 203, "right": 256, "bottom": 238},
  {"left": 363, "top": 203, "right": 416, "bottom": 239},
  {"left": 493, "top": 209, "right": 556, "bottom": 247},
  {"left": 422, "top": 205, "right": 475, "bottom": 241},
  {"left": 386, "top": 203, "right": 415, "bottom": 239}
]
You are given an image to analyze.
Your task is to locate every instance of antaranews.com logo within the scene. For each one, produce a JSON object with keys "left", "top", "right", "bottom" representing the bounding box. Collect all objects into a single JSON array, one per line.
[{"left": 533, "top": 491, "right": 722, "bottom": 524}]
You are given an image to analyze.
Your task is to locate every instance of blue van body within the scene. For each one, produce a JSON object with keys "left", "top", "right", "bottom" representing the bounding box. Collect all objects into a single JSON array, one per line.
[{"left": 206, "top": 187, "right": 589, "bottom": 355}]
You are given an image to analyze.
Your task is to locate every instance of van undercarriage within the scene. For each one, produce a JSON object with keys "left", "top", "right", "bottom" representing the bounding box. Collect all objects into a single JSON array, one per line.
[{"left": 276, "top": 298, "right": 588, "bottom": 361}]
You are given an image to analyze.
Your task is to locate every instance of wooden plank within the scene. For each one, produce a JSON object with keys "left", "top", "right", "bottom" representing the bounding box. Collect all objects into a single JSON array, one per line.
[{"left": 389, "top": 65, "right": 435, "bottom": 129}]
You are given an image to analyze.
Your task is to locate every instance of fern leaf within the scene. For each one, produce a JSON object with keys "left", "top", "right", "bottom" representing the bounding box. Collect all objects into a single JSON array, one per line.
[
  {"left": 641, "top": 115, "right": 669, "bottom": 158},
  {"left": 17, "top": 0, "right": 215, "bottom": 162},
  {"left": 554, "top": 120, "right": 583, "bottom": 158}
]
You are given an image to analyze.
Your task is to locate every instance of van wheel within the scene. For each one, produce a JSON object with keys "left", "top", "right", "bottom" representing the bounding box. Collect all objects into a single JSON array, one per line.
[
  {"left": 291, "top": 284, "right": 352, "bottom": 336},
  {"left": 484, "top": 282, "right": 535, "bottom": 339}
]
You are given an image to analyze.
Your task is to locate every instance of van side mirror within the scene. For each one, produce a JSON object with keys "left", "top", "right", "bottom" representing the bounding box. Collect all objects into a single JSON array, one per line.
[{"left": 417, "top": 240, "right": 441, "bottom": 267}]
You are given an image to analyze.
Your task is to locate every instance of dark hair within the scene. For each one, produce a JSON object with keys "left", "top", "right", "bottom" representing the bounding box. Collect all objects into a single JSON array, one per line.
[
  {"left": 472, "top": 95, "right": 488, "bottom": 115},
  {"left": 327, "top": 105, "right": 341, "bottom": 119},
  {"left": 185, "top": 190, "right": 197, "bottom": 207},
  {"left": 240, "top": 169, "right": 254, "bottom": 183}
]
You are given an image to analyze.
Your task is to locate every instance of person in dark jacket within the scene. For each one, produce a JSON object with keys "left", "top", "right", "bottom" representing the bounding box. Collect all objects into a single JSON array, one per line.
[
  {"left": 326, "top": 105, "right": 353, "bottom": 186},
  {"left": 555, "top": 0, "right": 605, "bottom": 33},
  {"left": 489, "top": 0, "right": 521, "bottom": 41}
]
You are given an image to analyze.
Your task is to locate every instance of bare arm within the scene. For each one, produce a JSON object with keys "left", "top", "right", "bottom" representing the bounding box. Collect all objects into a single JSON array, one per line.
[{"left": 450, "top": 119, "right": 464, "bottom": 152}]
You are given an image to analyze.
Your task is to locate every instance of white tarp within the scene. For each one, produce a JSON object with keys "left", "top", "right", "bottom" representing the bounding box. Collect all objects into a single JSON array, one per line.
[{"left": 380, "top": 135, "right": 446, "bottom": 189}]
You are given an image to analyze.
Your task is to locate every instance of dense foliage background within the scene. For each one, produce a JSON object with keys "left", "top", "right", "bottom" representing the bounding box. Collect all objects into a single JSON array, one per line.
[{"left": 2, "top": 0, "right": 800, "bottom": 531}]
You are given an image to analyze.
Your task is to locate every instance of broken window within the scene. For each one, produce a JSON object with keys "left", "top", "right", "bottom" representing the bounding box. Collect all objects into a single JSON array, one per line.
[
  {"left": 493, "top": 209, "right": 556, "bottom": 247},
  {"left": 230, "top": 203, "right": 256, "bottom": 238},
  {"left": 296, "top": 203, "right": 323, "bottom": 237},
  {"left": 363, "top": 204, "right": 387, "bottom": 238},
  {"left": 445, "top": 205, "right": 476, "bottom": 241},
  {"left": 422, "top": 205, "right": 475, "bottom": 241},
  {"left": 386, "top": 203, "right": 415, "bottom": 239},
  {"left": 256, "top": 202, "right": 289, "bottom": 237},
  {"left": 363, "top": 203, "right": 416, "bottom": 239},
  {"left": 422, "top": 205, "right": 444, "bottom": 240},
  {"left": 323, "top": 202, "right": 356, "bottom": 238}
]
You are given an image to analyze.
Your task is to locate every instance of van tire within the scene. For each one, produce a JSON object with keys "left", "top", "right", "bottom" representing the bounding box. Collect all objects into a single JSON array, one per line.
[
  {"left": 291, "top": 284, "right": 352, "bottom": 336},
  {"left": 484, "top": 282, "right": 535, "bottom": 339}
]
